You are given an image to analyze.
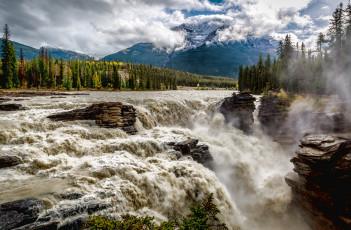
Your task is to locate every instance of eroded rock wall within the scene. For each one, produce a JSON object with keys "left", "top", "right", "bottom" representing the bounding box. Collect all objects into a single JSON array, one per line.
[
  {"left": 285, "top": 135, "right": 351, "bottom": 230},
  {"left": 219, "top": 92, "right": 256, "bottom": 134}
]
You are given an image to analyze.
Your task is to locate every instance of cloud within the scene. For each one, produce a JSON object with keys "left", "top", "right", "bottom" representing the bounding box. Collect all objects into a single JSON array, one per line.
[{"left": 0, "top": 0, "right": 347, "bottom": 56}]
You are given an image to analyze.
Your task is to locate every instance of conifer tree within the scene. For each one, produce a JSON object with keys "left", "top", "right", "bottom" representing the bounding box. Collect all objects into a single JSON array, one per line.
[
  {"left": 1, "top": 24, "right": 16, "bottom": 88},
  {"left": 328, "top": 3, "right": 344, "bottom": 55}
]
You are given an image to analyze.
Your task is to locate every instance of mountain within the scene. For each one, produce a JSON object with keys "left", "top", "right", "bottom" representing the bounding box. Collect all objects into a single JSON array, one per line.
[
  {"left": 103, "top": 43, "right": 169, "bottom": 66},
  {"left": 172, "top": 19, "right": 229, "bottom": 51},
  {"left": 10, "top": 41, "right": 92, "bottom": 60},
  {"left": 43, "top": 46, "right": 91, "bottom": 60},
  {"left": 103, "top": 20, "right": 278, "bottom": 78},
  {"left": 167, "top": 38, "right": 276, "bottom": 77},
  {"left": 11, "top": 41, "right": 39, "bottom": 59}
]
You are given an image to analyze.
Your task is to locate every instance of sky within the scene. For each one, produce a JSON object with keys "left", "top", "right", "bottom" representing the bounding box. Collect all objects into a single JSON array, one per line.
[{"left": 0, "top": 0, "right": 349, "bottom": 57}]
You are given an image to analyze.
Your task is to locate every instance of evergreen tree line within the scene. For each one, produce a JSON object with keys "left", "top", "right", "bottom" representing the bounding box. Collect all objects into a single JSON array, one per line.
[
  {"left": 238, "top": 2, "right": 351, "bottom": 95},
  {"left": 0, "top": 25, "right": 235, "bottom": 91}
]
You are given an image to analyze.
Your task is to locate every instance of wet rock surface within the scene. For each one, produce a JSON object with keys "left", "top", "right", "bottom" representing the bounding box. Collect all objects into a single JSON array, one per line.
[
  {"left": 168, "top": 139, "right": 214, "bottom": 168},
  {"left": 0, "top": 155, "right": 22, "bottom": 168},
  {"left": 0, "top": 195, "right": 107, "bottom": 230},
  {"left": 219, "top": 92, "right": 256, "bottom": 134},
  {"left": 285, "top": 135, "right": 351, "bottom": 230},
  {"left": 0, "top": 98, "right": 11, "bottom": 103},
  {"left": 48, "top": 102, "right": 137, "bottom": 134},
  {"left": 0, "top": 198, "right": 45, "bottom": 229},
  {"left": 0, "top": 104, "right": 26, "bottom": 111},
  {"left": 258, "top": 95, "right": 288, "bottom": 137}
]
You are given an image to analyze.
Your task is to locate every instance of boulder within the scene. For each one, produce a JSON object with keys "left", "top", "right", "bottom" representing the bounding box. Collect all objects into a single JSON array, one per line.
[
  {"left": 219, "top": 92, "right": 256, "bottom": 134},
  {"left": 285, "top": 135, "right": 351, "bottom": 230},
  {"left": 48, "top": 102, "right": 137, "bottom": 134},
  {"left": 0, "top": 198, "right": 45, "bottom": 229},
  {"left": 168, "top": 139, "right": 214, "bottom": 169},
  {"left": 0, "top": 156, "right": 22, "bottom": 168},
  {"left": 0, "top": 104, "right": 26, "bottom": 111}
]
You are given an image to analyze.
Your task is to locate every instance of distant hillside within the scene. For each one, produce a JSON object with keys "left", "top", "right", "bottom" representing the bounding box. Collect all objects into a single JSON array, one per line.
[
  {"left": 104, "top": 43, "right": 169, "bottom": 67},
  {"left": 10, "top": 41, "right": 92, "bottom": 60},
  {"left": 11, "top": 41, "right": 39, "bottom": 59},
  {"left": 44, "top": 47, "right": 91, "bottom": 60}
]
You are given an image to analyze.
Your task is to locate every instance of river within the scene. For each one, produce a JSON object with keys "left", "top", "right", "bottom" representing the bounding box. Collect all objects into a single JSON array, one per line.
[{"left": 0, "top": 90, "right": 309, "bottom": 229}]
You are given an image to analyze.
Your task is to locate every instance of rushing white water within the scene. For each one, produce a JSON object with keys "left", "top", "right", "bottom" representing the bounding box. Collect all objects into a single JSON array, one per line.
[{"left": 0, "top": 90, "right": 309, "bottom": 229}]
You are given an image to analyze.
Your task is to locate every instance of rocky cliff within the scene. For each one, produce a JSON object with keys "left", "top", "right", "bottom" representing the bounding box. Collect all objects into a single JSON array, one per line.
[
  {"left": 285, "top": 135, "right": 351, "bottom": 230},
  {"left": 258, "top": 94, "right": 289, "bottom": 137},
  {"left": 258, "top": 94, "right": 351, "bottom": 146},
  {"left": 219, "top": 92, "right": 256, "bottom": 134}
]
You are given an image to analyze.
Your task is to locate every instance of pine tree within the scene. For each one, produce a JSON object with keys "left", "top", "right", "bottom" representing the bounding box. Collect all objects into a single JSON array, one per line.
[
  {"left": 317, "top": 33, "right": 326, "bottom": 52},
  {"left": 238, "top": 65, "right": 243, "bottom": 91},
  {"left": 58, "top": 58, "right": 64, "bottom": 87},
  {"left": 328, "top": 3, "right": 344, "bottom": 55},
  {"left": 9, "top": 42, "right": 18, "bottom": 87},
  {"left": 48, "top": 53, "right": 54, "bottom": 88},
  {"left": 76, "top": 74, "right": 81, "bottom": 90},
  {"left": 19, "top": 48, "right": 26, "bottom": 87},
  {"left": 1, "top": 24, "right": 16, "bottom": 88},
  {"left": 112, "top": 65, "right": 121, "bottom": 90}
]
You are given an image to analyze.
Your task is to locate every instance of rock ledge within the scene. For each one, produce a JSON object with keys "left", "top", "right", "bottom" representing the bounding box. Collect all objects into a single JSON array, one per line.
[{"left": 48, "top": 102, "right": 137, "bottom": 134}]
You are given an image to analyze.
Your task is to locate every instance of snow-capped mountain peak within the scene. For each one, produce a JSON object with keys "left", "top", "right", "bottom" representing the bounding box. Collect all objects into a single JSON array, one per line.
[{"left": 172, "top": 19, "right": 230, "bottom": 50}]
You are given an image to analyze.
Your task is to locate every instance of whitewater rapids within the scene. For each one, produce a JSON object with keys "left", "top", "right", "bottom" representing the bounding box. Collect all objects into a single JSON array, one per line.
[{"left": 0, "top": 90, "right": 309, "bottom": 229}]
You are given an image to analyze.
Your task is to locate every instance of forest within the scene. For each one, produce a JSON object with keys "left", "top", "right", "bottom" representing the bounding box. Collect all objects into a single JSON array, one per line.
[
  {"left": 0, "top": 26, "right": 236, "bottom": 91},
  {"left": 238, "top": 2, "right": 351, "bottom": 96}
]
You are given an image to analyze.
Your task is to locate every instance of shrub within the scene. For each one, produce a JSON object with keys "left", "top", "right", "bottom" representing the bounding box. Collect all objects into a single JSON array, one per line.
[{"left": 84, "top": 194, "right": 227, "bottom": 230}]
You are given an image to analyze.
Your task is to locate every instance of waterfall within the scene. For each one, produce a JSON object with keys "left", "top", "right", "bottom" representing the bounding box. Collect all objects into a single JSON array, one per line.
[{"left": 0, "top": 91, "right": 309, "bottom": 229}]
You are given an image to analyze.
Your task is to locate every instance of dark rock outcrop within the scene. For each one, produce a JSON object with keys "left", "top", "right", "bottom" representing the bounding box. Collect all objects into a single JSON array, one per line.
[
  {"left": 258, "top": 95, "right": 288, "bottom": 137},
  {"left": 0, "top": 198, "right": 107, "bottom": 229},
  {"left": 285, "top": 135, "right": 351, "bottom": 230},
  {"left": 0, "top": 198, "right": 45, "bottom": 229},
  {"left": 219, "top": 92, "right": 256, "bottom": 134},
  {"left": 48, "top": 102, "right": 137, "bottom": 134},
  {"left": 168, "top": 139, "right": 214, "bottom": 168},
  {"left": 0, "top": 104, "right": 26, "bottom": 111},
  {"left": 0, "top": 155, "right": 22, "bottom": 168},
  {"left": 0, "top": 98, "right": 11, "bottom": 103}
]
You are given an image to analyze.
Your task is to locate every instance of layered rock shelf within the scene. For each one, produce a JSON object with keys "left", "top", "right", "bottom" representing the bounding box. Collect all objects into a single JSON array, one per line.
[
  {"left": 219, "top": 92, "right": 256, "bottom": 134},
  {"left": 285, "top": 135, "right": 351, "bottom": 230},
  {"left": 48, "top": 102, "right": 137, "bottom": 134}
]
